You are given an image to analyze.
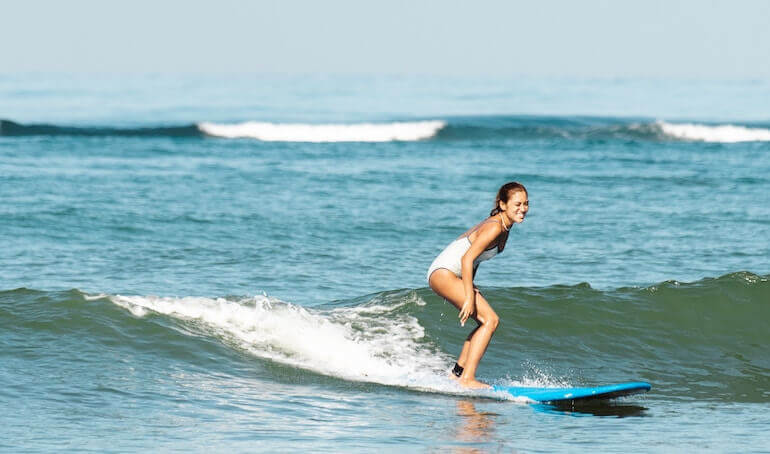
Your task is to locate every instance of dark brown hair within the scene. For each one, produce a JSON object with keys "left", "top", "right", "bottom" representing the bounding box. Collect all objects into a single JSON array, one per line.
[{"left": 490, "top": 182, "right": 528, "bottom": 216}]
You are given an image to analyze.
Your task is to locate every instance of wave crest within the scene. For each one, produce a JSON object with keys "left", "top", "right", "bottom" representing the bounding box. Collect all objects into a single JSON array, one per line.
[
  {"left": 109, "top": 291, "right": 454, "bottom": 390},
  {"left": 657, "top": 120, "right": 770, "bottom": 143},
  {"left": 197, "top": 120, "right": 446, "bottom": 142}
]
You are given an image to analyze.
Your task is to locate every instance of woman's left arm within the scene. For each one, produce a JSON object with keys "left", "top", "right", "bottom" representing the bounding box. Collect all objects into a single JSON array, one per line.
[{"left": 458, "top": 222, "right": 501, "bottom": 325}]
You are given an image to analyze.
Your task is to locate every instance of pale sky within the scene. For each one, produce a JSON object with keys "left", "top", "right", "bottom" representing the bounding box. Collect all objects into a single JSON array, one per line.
[{"left": 2, "top": 0, "right": 769, "bottom": 77}]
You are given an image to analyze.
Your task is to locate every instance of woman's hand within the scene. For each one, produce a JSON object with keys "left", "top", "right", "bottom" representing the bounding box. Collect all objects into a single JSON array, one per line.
[{"left": 459, "top": 295, "right": 475, "bottom": 326}]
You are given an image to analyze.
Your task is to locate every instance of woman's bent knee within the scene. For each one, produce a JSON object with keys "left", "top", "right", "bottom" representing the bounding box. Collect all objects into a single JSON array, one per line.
[{"left": 486, "top": 314, "right": 500, "bottom": 331}]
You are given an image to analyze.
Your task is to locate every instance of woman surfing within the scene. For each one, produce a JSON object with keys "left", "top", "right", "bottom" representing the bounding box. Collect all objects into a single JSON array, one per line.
[{"left": 426, "top": 182, "right": 529, "bottom": 389}]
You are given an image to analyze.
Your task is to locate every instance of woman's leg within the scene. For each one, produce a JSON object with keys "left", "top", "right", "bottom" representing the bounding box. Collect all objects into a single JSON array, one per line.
[
  {"left": 458, "top": 291, "right": 498, "bottom": 386},
  {"left": 456, "top": 324, "right": 480, "bottom": 370},
  {"left": 429, "top": 270, "right": 500, "bottom": 388},
  {"left": 455, "top": 290, "right": 486, "bottom": 368}
]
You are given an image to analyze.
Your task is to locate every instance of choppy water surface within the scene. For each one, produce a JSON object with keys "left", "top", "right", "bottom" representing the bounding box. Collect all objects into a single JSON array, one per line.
[{"left": 1, "top": 74, "right": 769, "bottom": 452}]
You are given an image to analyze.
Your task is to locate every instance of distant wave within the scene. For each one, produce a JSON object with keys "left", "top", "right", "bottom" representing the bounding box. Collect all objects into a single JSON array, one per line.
[
  {"left": 0, "top": 118, "right": 444, "bottom": 143},
  {"left": 198, "top": 120, "right": 446, "bottom": 142},
  {"left": 656, "top": 120, "right": 770, "bottom": 143},
  {"left": 3, "top": 117, "right": 769, "bottom": 143},
  {"left": 435, "top": 117, "right": 770, "bottom": 143},
  {"left": 0, "top": 119, "right": 203, "bottom": 137}
]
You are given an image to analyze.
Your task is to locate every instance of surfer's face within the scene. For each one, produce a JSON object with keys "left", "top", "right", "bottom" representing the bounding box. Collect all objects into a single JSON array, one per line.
[{"left": 500, "top": 190, "right": 528, "bottom": 224}]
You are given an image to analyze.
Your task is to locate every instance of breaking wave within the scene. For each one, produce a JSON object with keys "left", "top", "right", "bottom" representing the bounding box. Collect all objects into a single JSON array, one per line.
[
  {"left": 656, "top": 120, "right": 770, "bottom": 142},
  {"left": 198, "top": 120, "right": 446, "bottom": 142},
  {"left": 2, "top": 271, "right": 768, "bottom": 402}
]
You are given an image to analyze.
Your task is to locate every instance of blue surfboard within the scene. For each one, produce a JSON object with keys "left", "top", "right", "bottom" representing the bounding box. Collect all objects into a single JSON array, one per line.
[{"left": 492, "top": 381, "right": 651, "bottom": 403}]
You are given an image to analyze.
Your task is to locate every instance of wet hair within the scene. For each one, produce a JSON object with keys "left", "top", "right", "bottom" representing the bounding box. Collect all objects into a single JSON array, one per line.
[{"left": 490, "top": 182, "right": 528, "bottom": 216}]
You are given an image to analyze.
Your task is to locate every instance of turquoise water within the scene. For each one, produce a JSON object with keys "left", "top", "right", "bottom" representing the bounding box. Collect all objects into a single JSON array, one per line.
[{"left": 2, "top": 74, "right": 769, "bottom": 452}]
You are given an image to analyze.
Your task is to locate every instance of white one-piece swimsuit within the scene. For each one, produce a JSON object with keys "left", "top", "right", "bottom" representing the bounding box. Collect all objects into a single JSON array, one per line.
[{"left": 426, "top": 236, "right": 499, "bottom": 282}]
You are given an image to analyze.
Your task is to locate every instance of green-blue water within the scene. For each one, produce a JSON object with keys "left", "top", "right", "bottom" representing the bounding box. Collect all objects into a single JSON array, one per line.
[{"left": 2, "top": 74, "right": 769, "bottom": 452}]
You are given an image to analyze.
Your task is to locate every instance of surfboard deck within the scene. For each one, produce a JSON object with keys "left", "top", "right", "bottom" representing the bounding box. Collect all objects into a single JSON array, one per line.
[{"left": 492, "top": 381, "right": 651, "bottom": 403}]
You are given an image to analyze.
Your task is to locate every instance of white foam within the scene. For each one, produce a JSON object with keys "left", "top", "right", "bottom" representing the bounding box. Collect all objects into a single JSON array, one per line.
[
  {"left": 108, "top": 292, "right": 469, "bottom": 393},
  {"left": 657, "top": 120, "right": 770, "bottom": 143},
  {"left": 197, "top": 120, "right": 446, "bottom": 142}
]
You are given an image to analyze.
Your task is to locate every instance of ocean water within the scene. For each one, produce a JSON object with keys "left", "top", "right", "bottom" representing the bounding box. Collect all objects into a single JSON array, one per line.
[{"left": 1, "top": 74, "right": 769, "bottom": 452}]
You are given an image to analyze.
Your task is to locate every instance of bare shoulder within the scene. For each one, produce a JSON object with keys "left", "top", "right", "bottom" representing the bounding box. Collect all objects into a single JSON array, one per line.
[
  {"left": 467, "top": 217, "right": 503, "bottom": 243},
  {"left": 477, "top": 218, "right": 503, "bottom": 236}
]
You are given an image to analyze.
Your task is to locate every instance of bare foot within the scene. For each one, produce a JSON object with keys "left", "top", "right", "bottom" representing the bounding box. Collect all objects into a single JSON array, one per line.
[{"left": 458, "top": 378, "right": 492, "bottom": 389}]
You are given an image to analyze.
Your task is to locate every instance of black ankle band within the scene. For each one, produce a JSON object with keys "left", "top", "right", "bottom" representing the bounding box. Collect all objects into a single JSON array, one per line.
[{"left": 452, "top": 363, "right": 464, "bottom": 377}]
